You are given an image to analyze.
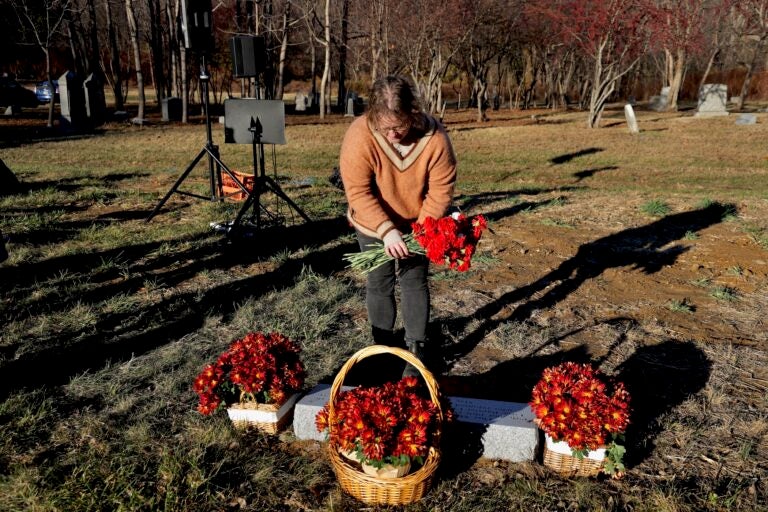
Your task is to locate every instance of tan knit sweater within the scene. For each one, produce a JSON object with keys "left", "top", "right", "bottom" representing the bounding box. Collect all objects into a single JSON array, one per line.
[{"left": 339, "top": 114, "right": 457, "bottom": 239}]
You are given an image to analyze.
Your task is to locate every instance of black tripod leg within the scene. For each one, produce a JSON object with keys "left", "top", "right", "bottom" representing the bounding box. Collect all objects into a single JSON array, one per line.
[
  {"left": 146, "top": 147, "right": 208, "bottom": 222},
  {"left": 261, "top": 175, "right": 312, "bottom": 222}
]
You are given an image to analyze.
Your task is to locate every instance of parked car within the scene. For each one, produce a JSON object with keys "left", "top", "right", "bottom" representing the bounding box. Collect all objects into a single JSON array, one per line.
[
  {"left": 0, "top": 76, "right": 38, "bottom": 108},
  {"left": 35, "top": 79, "right": 59, "bottom": 104}
]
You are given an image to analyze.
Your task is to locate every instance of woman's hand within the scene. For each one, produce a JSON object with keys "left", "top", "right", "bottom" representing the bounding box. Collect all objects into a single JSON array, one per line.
[{"left": 383, "top": 230, "right": 410, "bottom": 259}]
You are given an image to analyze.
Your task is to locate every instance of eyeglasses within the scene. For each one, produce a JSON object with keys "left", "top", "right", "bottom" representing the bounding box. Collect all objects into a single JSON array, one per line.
[{"left": 375, "top": 121, "right": 410, "bottom": 135}]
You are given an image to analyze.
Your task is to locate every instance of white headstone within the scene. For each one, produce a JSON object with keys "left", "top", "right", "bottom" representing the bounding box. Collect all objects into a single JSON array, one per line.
[
  {"left": 624, "top": 104, "right": 640, "bottom": 134},
  {"left": 295, "top": 91, "right": 307, "bottom": 112},
  {"left": 345, "top": 97, "right": 355, "bottom": 117},
  {"left": 695, "top": 83, "right": 729, "bottom": 117},
  {"left": 293, "top": 384, "right": 538, "bottom": 462}
]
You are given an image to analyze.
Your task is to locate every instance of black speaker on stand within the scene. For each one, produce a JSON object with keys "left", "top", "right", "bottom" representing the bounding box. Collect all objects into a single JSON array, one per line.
[
  {"left": 230, "top": 36, "right": 265, "bottom": 78},
  {"left": 147, "top": 0, "right": 247, "bottom": 222}
]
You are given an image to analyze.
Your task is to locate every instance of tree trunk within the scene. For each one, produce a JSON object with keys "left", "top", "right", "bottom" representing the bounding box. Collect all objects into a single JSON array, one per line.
[
  {"left": 337, "top": 0, "right": 349, "bottom": 108},
  {"left": 319, "top": 0, "right": 330, "bottom": 119},
  {"left": 45, "top": 52, "right": 55, "bottom": 127},
  {"left": 147, "top": 0, "right": 164, "bottom": 103},
  {"left": 276, "top": 1, "right": 289, "bottom": 100},
  {"left": 370, "top": 0, "right": 384, "bottom": 83},
  {"left": 521, "top": 46, "right": 536, "bottom": 109},
  {"left": 86, "top": 0, "right": 100, "bottom": 74},
  {"left": 475, "top": 78, "right": 488, "bottom": 122},
  {"left": 737, "top": 39, "right": 766, "bottom": 111},
  {"left": 125, "top": 0, "right": 145, "bottom": 121},
  {"left": 665, "top": 48, "right": 685, "bottom": 111},
  {"left": 105, "top": 0, "right": 124, "bottom": 109}
]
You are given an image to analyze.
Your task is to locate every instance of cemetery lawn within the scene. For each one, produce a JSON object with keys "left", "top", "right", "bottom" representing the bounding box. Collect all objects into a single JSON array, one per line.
[{"left": 0, "top": 105, "right": 766, "bottom": 511}]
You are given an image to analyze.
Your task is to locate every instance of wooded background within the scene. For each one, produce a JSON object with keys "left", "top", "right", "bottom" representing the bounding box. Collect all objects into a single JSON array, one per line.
[{"left": 4, "top": 0, "right": 768, "bottom": 127}]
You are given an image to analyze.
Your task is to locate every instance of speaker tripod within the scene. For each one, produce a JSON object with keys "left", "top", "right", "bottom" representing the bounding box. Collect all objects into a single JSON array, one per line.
[
  {"left": 146, "top": 56, "right": 248, "bottom": 222},
  {"left": 229, "top": 116, "right": 311, "bottom": 232}
]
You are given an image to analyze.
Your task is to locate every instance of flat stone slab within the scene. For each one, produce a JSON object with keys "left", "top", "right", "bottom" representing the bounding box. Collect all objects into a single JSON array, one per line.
[{"left": 293, "top": 384, "right": 538, "bottom": 462}]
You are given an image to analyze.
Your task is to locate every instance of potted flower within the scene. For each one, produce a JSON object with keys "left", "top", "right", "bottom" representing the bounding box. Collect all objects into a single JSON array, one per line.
[
  {"left": 343, "top": 213, "right": 488, "bottom": 274},
  {"left": 193, "top": 331, "right": 306, "bottom": 433},
  {"left": 315, "top": 376, "right": 442, "bottom": 478},
  {"left": 529, "top": 362, "right": 631, "bottom": 477}
]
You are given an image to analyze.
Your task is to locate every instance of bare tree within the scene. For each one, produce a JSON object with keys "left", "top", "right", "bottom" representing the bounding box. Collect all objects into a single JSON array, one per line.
[
  {"left": 532, "top": 0, "right": 657, "bottom": 128},
  {"left": 125, "top": 0, "right": 145, "bottom": 121},
  {"left": 103, "top": 0, "right": 125, "bottom": 109},
  {"left": 734, "top": 0, "right": 768, "bottom": 110}
]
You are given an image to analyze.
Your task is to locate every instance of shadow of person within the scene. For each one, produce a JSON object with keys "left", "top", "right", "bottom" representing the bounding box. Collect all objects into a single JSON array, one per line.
[
  {"left": 441, "top": 202, "right": 734, "bottom": 369},
  {"left": 614, "top": 340, "right": 711, "bottom": 467}
]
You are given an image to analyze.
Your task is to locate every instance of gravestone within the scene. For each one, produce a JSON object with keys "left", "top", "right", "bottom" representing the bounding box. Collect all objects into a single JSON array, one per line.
[
  {"left": 345, "top": 97, "right": 355, "bottom": 117},
  {"left": 58, "top": 71, "right": 87, "bottom": 132},
  {"left": 735, "top": 113, "right": 757, "bottom": 125},
  {"left": 293, "top": 384, "right": 538, "bottom": 462},
  {"left": 344, "top": 91, "right": 359, "bottom": 117},
  {"left": 83, "top": 73, "right": 106, "bottom": 126},
  {"left": 649, "top": 86, "right": 670, "bottom": 112},
  {"left": 295, "top": 91, "right": 308, "bottom": 112},
  {"left": 695, "top": 83, "right": 729, "bottom": 117},
  {"left": 624, "top": 104, "right": 640, "bottom": 134},
  {"left": 161, "top": 97, "right": 182, "bottom": 121}
]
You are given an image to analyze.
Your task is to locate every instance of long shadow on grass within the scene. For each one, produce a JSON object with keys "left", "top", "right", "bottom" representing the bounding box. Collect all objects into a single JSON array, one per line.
[
  {"left": 0, "top": 217, "right": 354, "bottom": 398},
  {"left": 550, "top": 147, "right": 603, "bottom": 165},
  {"left": 573, "top": 166, "right": 618, "bottom": 181},
  {"left": 614, "top": 340, "right": 711, "bottom": 466},
  {"left": 438, "top": 202, "right": 733, "bottom": 378},
  {"left": 455, "top": 186, "right": 582, "bottom": 212}
]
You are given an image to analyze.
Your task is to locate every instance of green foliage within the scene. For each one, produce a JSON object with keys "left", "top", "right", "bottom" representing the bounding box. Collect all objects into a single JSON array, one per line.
[
  {"left": 710, "top": 285, "right": 738, "bottom": 302},
  {"left": 640, "top": 199, "right": 671, "bottom": 217},
  {"left": 668, "top": 298, "right": 694, "bottom": 314}
]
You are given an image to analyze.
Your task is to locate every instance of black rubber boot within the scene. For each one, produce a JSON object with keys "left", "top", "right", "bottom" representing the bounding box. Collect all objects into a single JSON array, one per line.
[{"left": 402, "top": 340, "right": 426, "bottom": 378}]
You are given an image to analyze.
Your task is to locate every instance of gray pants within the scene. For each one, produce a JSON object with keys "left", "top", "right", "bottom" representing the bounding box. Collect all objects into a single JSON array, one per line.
[{"left": 356, "top": 231, "right": 429, "bottom": 346}]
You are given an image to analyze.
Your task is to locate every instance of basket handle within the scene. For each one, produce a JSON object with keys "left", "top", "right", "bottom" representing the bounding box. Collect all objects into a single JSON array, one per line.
[{"left": 327, "top": 345, "right": 444, "bottom": 439}]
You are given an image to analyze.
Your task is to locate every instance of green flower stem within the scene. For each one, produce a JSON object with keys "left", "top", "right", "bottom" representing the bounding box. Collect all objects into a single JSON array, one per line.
[{"left": 343, "top": 234, "right": 426, "bottom": 274}]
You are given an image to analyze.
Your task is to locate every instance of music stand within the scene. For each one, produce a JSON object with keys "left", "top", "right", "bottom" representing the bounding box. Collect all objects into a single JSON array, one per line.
[{"left": 224, "top": 98, "right": 311, "bottom": 231}]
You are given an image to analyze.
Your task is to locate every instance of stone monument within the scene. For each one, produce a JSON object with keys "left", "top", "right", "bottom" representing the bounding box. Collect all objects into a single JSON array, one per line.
[
  {"left": 293, "top": 384, "right": 538, "bottom": 462},
  {"left": 695, "top": 83, "right": 729, "bottom": 117},
  {"left": 83, "top": 73, "right": 107, "bottom": 126},
  {"left": 161, "top": 97, "right": 182, "bottom": 122},
  {"left": 58, "top": 71, "right": 87, "bottom": 132}
]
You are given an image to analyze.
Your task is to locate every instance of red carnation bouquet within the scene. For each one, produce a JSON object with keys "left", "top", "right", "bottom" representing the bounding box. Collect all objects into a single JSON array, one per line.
[
  {"left": 344, "top": 213, "right": 488, "bottom": 274},
  {"left": 193, "top": 331, "right": 306, "bottom": 415},
  {"left": 315, "top": 376, "right": 443, "bottom": 472},
  {"left": 530, "top": 362, "right": 631, "bottom": 476}
]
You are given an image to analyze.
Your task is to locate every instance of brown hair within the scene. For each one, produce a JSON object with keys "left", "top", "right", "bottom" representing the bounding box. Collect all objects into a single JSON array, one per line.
[{"left": 368, "top": 75, "right": 426, "bottom": 133}]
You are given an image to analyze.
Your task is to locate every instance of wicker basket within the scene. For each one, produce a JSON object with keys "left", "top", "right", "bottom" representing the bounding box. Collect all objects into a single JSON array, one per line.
[
  {"left": 326, "top": 345, "right": 443, "bottom": 506},
  {"left": 542, "top": 434, "right": 605, "bottom": 477},
  {"left": 226, "top": 393, "right": 299, "bottom": 434}
]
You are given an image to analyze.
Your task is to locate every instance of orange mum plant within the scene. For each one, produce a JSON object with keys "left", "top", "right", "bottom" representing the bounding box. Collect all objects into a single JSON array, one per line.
[
  {"left": 193, "top": 332, "right": 305, "bottom": 415},
  {"left": 530, "top": 362, "right": 631, "bottom": 475},
  {"left": 315, "top": 377, "right": 444, "bottom": 470}
]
